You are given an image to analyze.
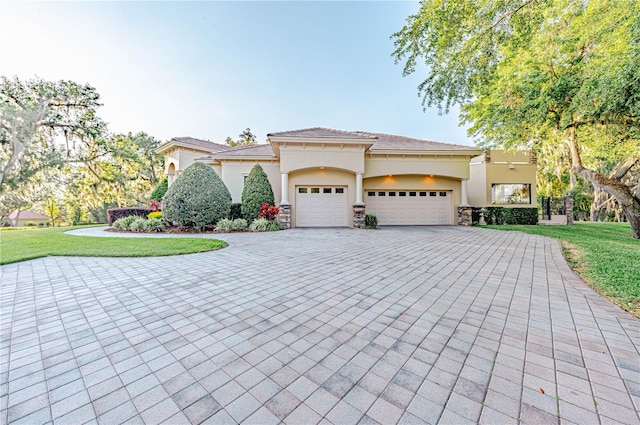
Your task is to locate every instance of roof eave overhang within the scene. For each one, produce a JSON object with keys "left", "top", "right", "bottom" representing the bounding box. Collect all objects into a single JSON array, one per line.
[
  {"left": 194, "top": 157, "right": 221, "bottom": 164},
  {"left": 155, "top": 140, "right": 214, "bottom": 155},
  {"left": 268, "top": 135, "right": 377, "bottom": 146},
  {"left": 214, "top": 155, "right": 278, "bottom": 161},
  {"left": 368, "top": 149, "right": 483, "bottom": 157}
]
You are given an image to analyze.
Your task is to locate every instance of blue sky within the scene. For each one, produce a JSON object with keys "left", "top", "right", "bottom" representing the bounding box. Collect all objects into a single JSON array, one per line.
[{"left": 1, "top": 1, "right": 472, "bottom": 146}]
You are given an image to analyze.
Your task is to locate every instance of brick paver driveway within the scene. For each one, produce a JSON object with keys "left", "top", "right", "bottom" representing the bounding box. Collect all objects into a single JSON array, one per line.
[{"left": 1, "top": 227, "right": 638, "bottom": 424}]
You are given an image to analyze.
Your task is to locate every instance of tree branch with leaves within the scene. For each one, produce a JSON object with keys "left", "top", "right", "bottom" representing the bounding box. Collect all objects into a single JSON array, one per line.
[
  {"left": 0, "top": 76, "right": 105, "bottom": 194},
  {"left": 393, "top": 0, "right": 640, "bottom": 237}
]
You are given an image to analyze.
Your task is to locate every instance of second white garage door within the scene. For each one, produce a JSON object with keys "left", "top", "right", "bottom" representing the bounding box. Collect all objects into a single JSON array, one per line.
[
  {"left": 296, "top": 186, "right": 348, "bottom": 227},
  {"left": 365, "top": 190, "right": 452, "bottom": 225}
]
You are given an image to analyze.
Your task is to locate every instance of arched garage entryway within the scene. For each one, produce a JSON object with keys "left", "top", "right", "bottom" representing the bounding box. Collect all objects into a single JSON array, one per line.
[
  {"left": 289, "top": 167, "right": 354, "bottom": 227},
  {"left": 296, "top": 186, "right": 348, "bottom": 227},
  {"left": 363, "top": 175, "right": 459, "bottom": 225}
]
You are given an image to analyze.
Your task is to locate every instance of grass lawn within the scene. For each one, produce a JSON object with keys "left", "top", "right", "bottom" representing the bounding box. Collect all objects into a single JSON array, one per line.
[
  {"left": 486, "top": 222, "right": 640, "bottom": 317},
  {"left": 0, "top": 225, "right": 227, "bottom": 265}
]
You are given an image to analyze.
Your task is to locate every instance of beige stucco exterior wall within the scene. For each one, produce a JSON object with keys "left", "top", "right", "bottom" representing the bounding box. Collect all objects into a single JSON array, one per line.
[
  {"left": 288, "top": 168, "right": 356, "bottom": 228},
  {"left": 219, "top": 160, "right": 281, "bottom": 203},
  {"left": 163, "top": 148, "right": 213, "bottom": 180},
  {"left": 468, "top": 162, "right": 487, "bottom": 206},
  {"left": 364, "top": 156, "right": 471, "bottom": 180},
  {"left": 468, "top": 151, "right": 537, "bottom": 207},
  {"left": 279, "top": 145, "right": 365, "bottom": 174}
]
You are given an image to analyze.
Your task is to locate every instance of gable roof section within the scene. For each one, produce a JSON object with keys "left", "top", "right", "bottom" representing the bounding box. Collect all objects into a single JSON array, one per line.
[
  {"left": 155, "top": 137, "right": 233, "bottom": 155},
  {"left": 267, "top": 127, "right": 378, "bottom": 140},
  {"left": 358, "top": 132, "right": 480, "bottom": 153},
  {"left": 200, "top": 144, "right": 276, "bottom": 161}
]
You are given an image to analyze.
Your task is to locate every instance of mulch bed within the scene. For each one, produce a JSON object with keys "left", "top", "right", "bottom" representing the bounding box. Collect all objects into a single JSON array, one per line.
[{"left": 105, "top": 226, "right": 248, "bottom": 234}]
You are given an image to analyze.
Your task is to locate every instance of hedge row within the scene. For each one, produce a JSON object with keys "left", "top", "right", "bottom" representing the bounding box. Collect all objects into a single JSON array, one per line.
[
  {"left": 482, "top": 207, "right": 538, "bottom": 225},
  {"left": 107, "top": 208, "right": 153, "bottom": 226}
]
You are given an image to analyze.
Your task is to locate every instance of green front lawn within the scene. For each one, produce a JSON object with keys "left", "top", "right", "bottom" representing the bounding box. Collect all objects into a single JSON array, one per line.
[
  {"left": 486, "top": 222, "right": 640, "bottom": 317},
  {"left": 0, "top": 226, "right": 227, "bottom": 265}
]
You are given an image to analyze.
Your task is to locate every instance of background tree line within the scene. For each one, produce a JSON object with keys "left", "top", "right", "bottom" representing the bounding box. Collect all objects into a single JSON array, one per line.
[{"left": 0, "top": 76, "right": 164, "bottom": 225}]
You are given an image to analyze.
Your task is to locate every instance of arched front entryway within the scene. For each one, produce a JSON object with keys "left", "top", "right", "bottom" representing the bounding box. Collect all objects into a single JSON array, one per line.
[{"left": 167, "top": 163, "right": 176, "bottom": 186}]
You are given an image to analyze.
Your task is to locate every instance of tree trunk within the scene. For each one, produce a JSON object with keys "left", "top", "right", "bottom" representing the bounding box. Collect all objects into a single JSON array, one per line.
[
  {"left": 15, "top": 206, "right": 22, "bottom": 227},
  {"left": 566, "top": 134, "right": 640, "bottom": 238}
]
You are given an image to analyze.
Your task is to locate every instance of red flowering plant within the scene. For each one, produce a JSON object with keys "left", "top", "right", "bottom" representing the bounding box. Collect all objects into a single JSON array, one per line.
[
  {"left": 258, "top": 203, "right": 279, "bottom": 220},
  {"left": 149, "top": 200, "right": 162, "bottom": 212}
]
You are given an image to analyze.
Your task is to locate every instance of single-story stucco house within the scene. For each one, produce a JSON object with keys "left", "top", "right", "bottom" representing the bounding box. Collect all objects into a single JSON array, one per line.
[
  {"left": 7, "top": 210, "right": 50, "bottom": 227},
  {"left": 156, "top": 128, "right": 537, "bottom": 228}
]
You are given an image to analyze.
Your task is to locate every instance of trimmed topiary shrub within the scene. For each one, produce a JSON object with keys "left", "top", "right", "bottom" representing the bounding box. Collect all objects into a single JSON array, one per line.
[
  {"left": 241, "top": 164, "right": 275, "bottom": 221},
  {"left": 162, "top": 163, "right": 232, "bottom": 231},
  {"left": 150, "top": 178, "right": 168, "bottom": 201},
  {"left": 229, "top": 203, "right": 243, "bottom": 220},
  {"left": 107, "top": 207, "right": 153, "bottom": 226},
  {"left": 503, "top": 207, "right": 538, "bottom": 225}
]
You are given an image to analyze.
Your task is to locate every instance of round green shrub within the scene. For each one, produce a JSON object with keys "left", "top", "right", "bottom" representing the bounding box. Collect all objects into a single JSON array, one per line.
[
  {"left": 150, "top": 178, "right": 168, "bottom": 201},
  {"left": 241, "top": 164, "right": 275, "bottom": 221},
  {"left": 162, "top": 163, "right": 232, "bottom": 231}
]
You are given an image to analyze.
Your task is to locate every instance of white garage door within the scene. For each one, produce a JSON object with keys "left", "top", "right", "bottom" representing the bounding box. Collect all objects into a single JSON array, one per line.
[
  {"left": 365, "top": 190, "right": 451, "bottom": 225},
  {"left": 296, "top": 186, "right": 348, "bottom": 227}
]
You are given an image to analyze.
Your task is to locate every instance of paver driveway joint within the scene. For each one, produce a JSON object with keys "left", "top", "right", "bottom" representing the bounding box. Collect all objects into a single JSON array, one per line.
[{"left": 1, "top": 226, "right": 638, "bottom": 424}]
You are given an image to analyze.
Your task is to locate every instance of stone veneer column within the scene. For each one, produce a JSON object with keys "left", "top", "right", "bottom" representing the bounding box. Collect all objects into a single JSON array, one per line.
[
  {"left": 457, "top": 206, "right": 472, "bottom": 226},
  {"left": 278, "top": 203, "right": 291, "bottom": 230},
  {"left": 353, "top": 204, "right": 366, "bottom": 228},
  {"left": 277, "top": 172, "right": 291, "bottom": 229},
  {"left": 564, "top": 196, "right": 574, "bottom": 226}
]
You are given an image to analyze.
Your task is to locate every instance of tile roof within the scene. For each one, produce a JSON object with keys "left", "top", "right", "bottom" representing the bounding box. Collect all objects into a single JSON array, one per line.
[
  {"left": 267, "top": 127, "right": 377, "bottom": 139},
  {"left": 267, "top": 127, "right": 477, "bottom": 152},
  {"left": 358, "top": 132, "right": 477, "bottom": 152},
  {"left": 205, "top": 144, "right": 276, "bottom": 158},
  {"left": 9, "top": 210, "right": 49, "bottom": 220},
  {"left": 170, "top": 137, "right": 233, "bottom": 152}
]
